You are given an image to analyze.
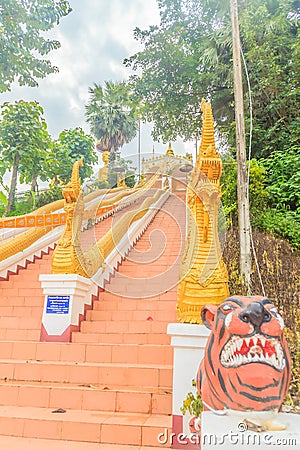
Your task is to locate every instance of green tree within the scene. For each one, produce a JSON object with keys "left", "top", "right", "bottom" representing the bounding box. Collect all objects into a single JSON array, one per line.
[
  {"left": 53, "top": 127, "right": 98, "bottom": 183},
  {"left": 125, "top": 0, "right": 300, "bottom": 155},
  {"left": 221, "top": 156, "right": 269, "bottom": 227},
  {"left": 107, "top": 152, "right": 136, "bottom": 188},
  {"left": 262, "top": 148, "right": 300, "bottom": 212},
  {"left": 0, "top": 100, "right": 52, "bottom": 211},
  {"left": 0, "top": 0, "right": 72, "bottom": 92},
  {"left": 125, "top": 0, "right": 232, "bottom": 142},
  {"left": 221, "top": 154, "right": 300, "bottom": 248},
  {"left": 239, "top": 0, "right": 300, "bottom": 158},
  {"left": 85, "top": 81, "right": 138, "bottom": 159}
]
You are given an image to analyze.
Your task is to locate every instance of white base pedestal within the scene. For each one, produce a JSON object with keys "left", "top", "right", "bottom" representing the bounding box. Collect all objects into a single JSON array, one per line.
[
  {"left": 167, "top": 323, "right": 210, "bottom": 448},
  {"left": 201, "top": 411, "right": 300, "bottom": 449},
  {"left": 39, "top": 274, "right": 97, "bottom": 342}
]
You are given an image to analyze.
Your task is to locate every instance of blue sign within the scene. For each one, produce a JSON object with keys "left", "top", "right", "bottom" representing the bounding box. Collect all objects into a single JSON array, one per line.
[{"left": 46, "top": 295, "right": 70, "bottom": 314}]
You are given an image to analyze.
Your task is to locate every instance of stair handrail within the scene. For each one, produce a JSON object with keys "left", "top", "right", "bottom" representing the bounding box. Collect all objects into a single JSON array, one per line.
[{"left": 51, "top": 164, "right": 163, "bottom": 277}]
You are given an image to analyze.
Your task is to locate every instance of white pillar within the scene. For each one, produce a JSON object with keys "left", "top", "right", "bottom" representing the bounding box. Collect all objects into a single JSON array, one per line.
[
  {"left": 39, "top": 274, "right": 97, "bottom": 342},
  {"left": 167, "top": 323, "right": 210, "bottom": 448}
]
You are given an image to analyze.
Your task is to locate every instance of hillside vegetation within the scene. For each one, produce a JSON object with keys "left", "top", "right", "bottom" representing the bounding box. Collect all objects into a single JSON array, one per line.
[{"left": 224, "top": 227, "right": 300, "bottom": 405}]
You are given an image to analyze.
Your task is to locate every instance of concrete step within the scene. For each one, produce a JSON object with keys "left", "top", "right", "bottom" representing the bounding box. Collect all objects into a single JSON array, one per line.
[
  {"left": 0, "top": 406, "right": 171, "bottom": 447},
  {"left": 86, "top": 309, "right": 177, "bottom": 323},
  {"left": 72, "top": 332, "right": 171, "bottom": 345},
  {"left": 0, "top": 317, "right": 42, "bottom": 342},
  {"left": 0, "top": 380, "right": 172, "bottom": 415},
  {"left": 0, "top": 328, "right": 41, "bottom": 341},
  {"left": 0, "top": 316, "right": 42, "bottom": 330},
  {"left": 94, "top": 298, "right": 177, "bottom": 312},
  {"left": 0, "top": 341, "right": 173, "bottom": 365},
  {"left": 80, "top": 320, "right": 169, "bottom": 334},
  {"left": 0, "top": 436, "right": 167, "bottom": 450},
  {"left": 0, "top": 306, "right": 43, "bottom": 318},
  {"left": 0, "top": 194, "right": 184, "bottom": 447},
  {"left": 0, "top": 359, "right": 172, "bottom": 388}
]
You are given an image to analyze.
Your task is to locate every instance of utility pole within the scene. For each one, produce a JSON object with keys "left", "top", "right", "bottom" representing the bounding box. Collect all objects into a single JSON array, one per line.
[
  {"left": 137, "top": 119, "right": 141, "bottom": 179},
  {"left": 230, "top": 0, "right": 252, "bottom": 294}
]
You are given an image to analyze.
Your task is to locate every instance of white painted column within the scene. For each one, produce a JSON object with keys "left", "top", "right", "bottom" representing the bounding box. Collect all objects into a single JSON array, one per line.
[
  {"left": 167, "top": 323, "right": 210, "bottom": 448},
  {"left": 39, "top": 274, "right": 97, "bottom": 342}
]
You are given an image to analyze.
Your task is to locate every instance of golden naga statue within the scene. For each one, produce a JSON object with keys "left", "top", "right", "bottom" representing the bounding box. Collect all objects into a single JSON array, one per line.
[
  {"left": 117, "top": 172, "right": 127, "bottom": 188},
  {"left": 51, "top": 159, "right": 91, "bottom": 277},
  {"left": 176, "top": 99, "right": 229, "bottom": 324},
  {"left": 98, "top": 150, "right": 110, "bottom": 182},
  {"left": 136, "top": 171, "right": 146, "bottom": 188}
]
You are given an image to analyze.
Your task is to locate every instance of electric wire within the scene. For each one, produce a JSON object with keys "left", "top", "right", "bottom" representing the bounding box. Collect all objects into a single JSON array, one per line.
[{"left": 240, "top": 46, "right": 266, "bottom": 297}]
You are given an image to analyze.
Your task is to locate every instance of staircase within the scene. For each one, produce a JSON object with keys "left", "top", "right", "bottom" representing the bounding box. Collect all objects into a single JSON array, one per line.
[{"left": 0, "top": 191, "right": 186, "bottom": 448}]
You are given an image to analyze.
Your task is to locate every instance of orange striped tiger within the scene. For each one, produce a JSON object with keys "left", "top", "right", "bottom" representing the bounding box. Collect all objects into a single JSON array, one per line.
[{"left": 197, "top": 295, "right": 291, "bottom": 411}]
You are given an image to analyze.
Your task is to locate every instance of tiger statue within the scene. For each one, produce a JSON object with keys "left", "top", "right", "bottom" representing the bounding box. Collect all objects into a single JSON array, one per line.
[{"left": 197, "top": 295, "right": 291, "bottom": 412}]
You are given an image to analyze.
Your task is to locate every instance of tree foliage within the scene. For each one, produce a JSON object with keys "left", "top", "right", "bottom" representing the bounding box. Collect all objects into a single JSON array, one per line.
[
  {"left": 0, "top": 101, "right": 97, "bottom": 213},
  {"left": 107, "top": 152, "right": 136, "bottom": 188},
  {"left": 85, "top": 81, "right": 138, "bottom": 156},
  {"left": 125, "top": 0, "right": 232, "bottom": 142},
  {"left": 126, "top": 0, "right": 300, "bottom": 246},
  {"left": 221, "top": 155, "right": 300, "bottom": 249},
  {"left": 0, "top": 0, "right": 72, "bottom": 92},
  {"left": 0, "top": 100, "right": 52, "bottom": 211},
  {"left": 221, "top": 157, "right": 269, "bottom": 226},
  {"left": 53, "top": 127, "right": 98, "bottom": 183},
  {"left": 262, "top": 148, "right": 300, "bottom": 212},
  {"left": 125, "top": 0, "right": 300, "bottom": 155}
]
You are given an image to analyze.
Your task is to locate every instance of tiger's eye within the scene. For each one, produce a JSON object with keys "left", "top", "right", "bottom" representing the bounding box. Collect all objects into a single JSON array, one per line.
[
  {"left": 222, "top": 304, "right": 232, "bottom": 311},
  {"left": 241, "top": 314, "right": 249, "bottom": 323}
]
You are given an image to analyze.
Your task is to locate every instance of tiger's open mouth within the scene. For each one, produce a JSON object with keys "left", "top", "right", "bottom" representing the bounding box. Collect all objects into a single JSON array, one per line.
[{"left": 220, "top": 334, "right": 285, "bottom": 371}]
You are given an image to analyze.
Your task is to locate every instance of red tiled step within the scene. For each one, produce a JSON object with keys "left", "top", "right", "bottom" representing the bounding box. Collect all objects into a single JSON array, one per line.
[
  {"left": 95, "top": 291, "right": 178, "bottom": 308},
  {"left": 86, "top": 309, "right": 177, "bottom": 323},
  {"left": 0, "top": 406, "right": 171, "bottom": 447},
  {"left": 0, "top": 306, "right": 42, "bottom": 318},
  {"left": 80, "top": 320, "right": 169, "bottom": 334},
  {"left": 0, "top": 435, "right": 167, "bottom": 450},
  {"left": 0, "top": 359, "right": 172, "bottom": 388},
  {"left": 0, "top": 316, "right": 42, "bottom": 342},
  {"left": 72, "top": 332, "right": 171, "bottom": 345},
  {"left": 0, "top": 341, "right": 173, "bottom": 365},
  {"left": 0, "top": 381, "right": 172, "bottom": 415},
  {"left": 0, "top": 316, "right": 41, "bottom": 330},
  {"left": 0, "top": 328, "right": 40, "bottom": 341}
]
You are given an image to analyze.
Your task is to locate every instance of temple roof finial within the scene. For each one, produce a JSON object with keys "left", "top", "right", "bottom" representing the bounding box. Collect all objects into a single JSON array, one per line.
[
  {"left": 166, "top": 142, "right": 174, "bottom": 157},
  {"left": 198, "top": 99, "right": 217, "bottom": 159}
]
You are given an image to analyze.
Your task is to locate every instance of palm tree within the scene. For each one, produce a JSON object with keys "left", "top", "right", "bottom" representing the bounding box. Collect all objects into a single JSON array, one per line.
[{"left": 85, "top": 81, "right": 138, "bottom": 159}]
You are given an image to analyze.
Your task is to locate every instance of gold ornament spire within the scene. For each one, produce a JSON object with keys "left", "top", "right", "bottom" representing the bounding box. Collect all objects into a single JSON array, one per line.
[
  {"left": 198, "top": 98, "right": 217, "bottom": 158},
  {"left": 166, "top": 142, "right": 174, "bottom": 157},
  {"left": 176, "top": 100, "right": 229, "bottom": 324}
]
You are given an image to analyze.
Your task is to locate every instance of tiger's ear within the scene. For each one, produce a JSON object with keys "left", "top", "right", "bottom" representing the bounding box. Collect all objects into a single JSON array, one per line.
[{"left": 201, "top": 305, "right": 218, "bottom": 330}]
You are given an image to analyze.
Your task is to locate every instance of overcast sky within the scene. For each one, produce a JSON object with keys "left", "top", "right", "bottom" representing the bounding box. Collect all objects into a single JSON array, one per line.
[{"left": 1, "top": 0, "right": 193, "bottom": 169}]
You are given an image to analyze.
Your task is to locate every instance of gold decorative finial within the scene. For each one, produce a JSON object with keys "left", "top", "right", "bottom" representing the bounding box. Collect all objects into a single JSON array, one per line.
[
  {"left": 166, "top": 142, "right": 174, "bottom": 157},
  {"left": 176, "top": 100, "right": 229, "bottom": 324},
  {"left": 198, "top": 98, "right": 217, "bottom": 158}
]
